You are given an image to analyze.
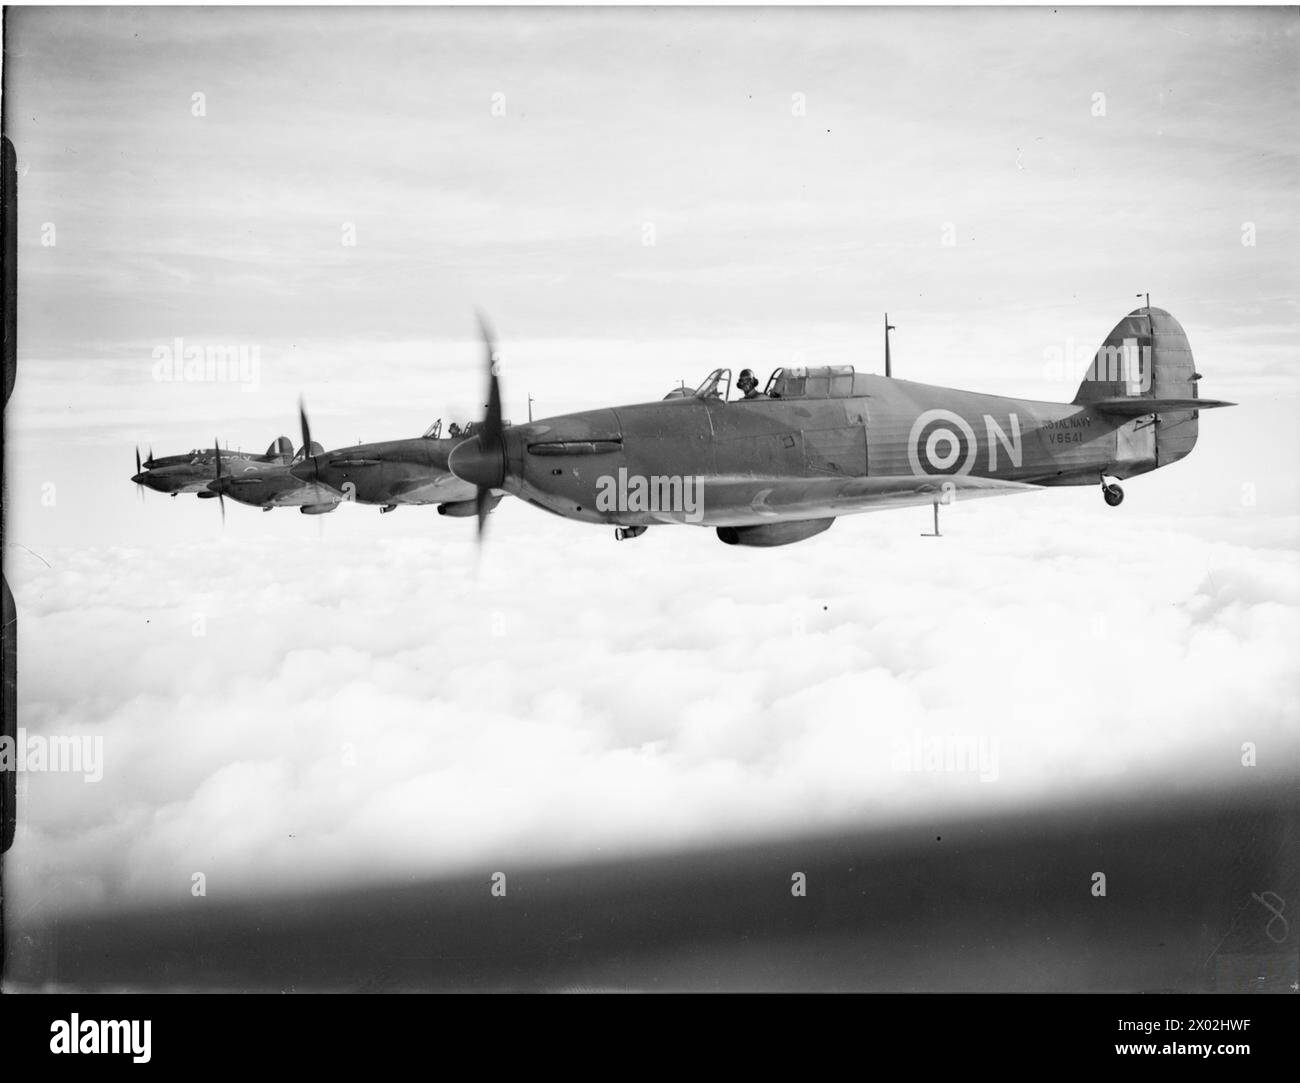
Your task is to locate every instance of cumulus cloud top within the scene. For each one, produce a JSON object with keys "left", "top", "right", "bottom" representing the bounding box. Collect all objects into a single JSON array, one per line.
[{"left": 5, "top": 497, "right": 1296, "bottom": 917}]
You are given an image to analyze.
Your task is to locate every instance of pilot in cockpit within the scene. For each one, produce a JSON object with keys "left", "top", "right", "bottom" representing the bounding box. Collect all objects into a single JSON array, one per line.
[{"left": 737, "top": 369, "right": 768, "bottom": 400}]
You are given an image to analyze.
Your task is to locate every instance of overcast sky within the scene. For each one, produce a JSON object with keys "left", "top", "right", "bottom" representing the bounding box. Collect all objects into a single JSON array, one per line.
[{"left": 2, "top": 7, "right": 1297, "bottom": 919}]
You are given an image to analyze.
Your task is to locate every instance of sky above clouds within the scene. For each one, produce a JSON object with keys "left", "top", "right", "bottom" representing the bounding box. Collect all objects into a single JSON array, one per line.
[{"left": 2, "top": 7, "right": 1297, "bottom": 919}]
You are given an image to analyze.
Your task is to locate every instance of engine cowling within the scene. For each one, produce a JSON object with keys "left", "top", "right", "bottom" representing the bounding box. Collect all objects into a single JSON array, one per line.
[{"left": 716, "top": 518, "right": 834, "bottom": 547}]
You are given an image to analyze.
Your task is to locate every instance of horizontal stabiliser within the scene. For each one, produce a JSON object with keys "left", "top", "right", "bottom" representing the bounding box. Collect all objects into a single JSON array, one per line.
[{"left": 1089, "top": 397, "right": 1235, "bottom": 417}]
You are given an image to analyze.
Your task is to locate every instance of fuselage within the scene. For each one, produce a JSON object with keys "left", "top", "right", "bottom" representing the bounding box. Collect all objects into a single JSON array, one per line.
[
  {"left": 134, "top": 448, "right": 263, "bottom": 494},
  {"left": 290, "top": 436, "right": 476, "bottom": 507},
  {"left": 482, "top": 373, "right": 1163, "bottom": 529},
  {"left": 206, "top": 456, "right": 340, "bottom": 510}
]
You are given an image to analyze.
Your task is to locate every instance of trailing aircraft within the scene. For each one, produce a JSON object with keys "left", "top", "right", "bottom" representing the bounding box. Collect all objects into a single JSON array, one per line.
[
  {"left": 288, "top": 403, "right": 504, "bottom": 518},
  {"left": 132, "top": 438, "right": 293, "bottom": 496},
  {"left": 201, "top": 433, "right": 341, "bottom": 517}
]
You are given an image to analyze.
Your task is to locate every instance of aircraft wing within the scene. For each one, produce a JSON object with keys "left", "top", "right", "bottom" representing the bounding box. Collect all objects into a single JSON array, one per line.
[
  {"left": 660, "top": 474, "right": 1042, "bottom": 527},
  {"left": 381, "top": 473, "right": 478, "bottom": 504}
]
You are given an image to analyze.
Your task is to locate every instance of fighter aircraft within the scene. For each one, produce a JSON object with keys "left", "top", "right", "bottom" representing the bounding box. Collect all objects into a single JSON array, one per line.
[
  {"left": 201, "top": 433, "right": 342, "bottom": 517},
  {"left": 288, "top": 404, "right": 504, "bottom": 517},
  {"left": 132, "top": 438, "right": 293, "bottom": 496},
  {"left": 447, "top": 307, "right": 1234, "bottom": 546}
]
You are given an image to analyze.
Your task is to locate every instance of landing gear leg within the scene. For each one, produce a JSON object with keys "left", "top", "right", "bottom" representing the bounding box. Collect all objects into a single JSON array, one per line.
[
  {"left": 615, "top": 526, "right": 647, "bottom": 541},
  {"left": 1101, "top": 477, "right": 1124, "bottom": 507},
  {"left": 922, "top": 501, "right": 942, "bottom": 538}
]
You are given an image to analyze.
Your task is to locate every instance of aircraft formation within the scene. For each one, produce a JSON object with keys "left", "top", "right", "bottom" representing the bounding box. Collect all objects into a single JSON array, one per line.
[
  {"left": 132, "top": 305, "right": 1233, "bottom": 546},
  {"left": 133, "top": 410, "right": 498, "bottom": 520}
]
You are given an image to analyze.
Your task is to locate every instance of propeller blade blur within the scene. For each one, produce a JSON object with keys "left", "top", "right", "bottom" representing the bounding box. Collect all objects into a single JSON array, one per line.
[
  {"left": 476, "top": 309, "right": 503, "bottom": 447},
  {"left": 476, "top": 486, "right": 492, "bottom": 541},
  {"left": 214, "top": 436, "right": 225, "bottom": 524},
  {"left": 298, "top": 397, "right": 318, "bottom": 479},
  {"left": 299, "top": 397, "right": 312, "bottom": 454},
  {"left": 472, "top": 311, "right": 506, "bottom": 548}
]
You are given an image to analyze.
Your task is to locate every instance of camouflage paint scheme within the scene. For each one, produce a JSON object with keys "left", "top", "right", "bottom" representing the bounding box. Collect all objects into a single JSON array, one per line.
[
  {"left": 133, "top": 438, "right": 294, "bottom": 495},
  {"left": 288, "top": 425, "right": 491, "bottom": 515},
  {"left": 203, "top": 441, "right": 342, "bottom": 514},
  {"left": 448, "top": 308, "right": 1232, "bottom": 545}
]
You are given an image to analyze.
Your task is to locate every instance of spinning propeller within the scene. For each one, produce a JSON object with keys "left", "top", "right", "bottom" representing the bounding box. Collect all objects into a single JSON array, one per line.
[
  {"left": 447, "top": 311, "right": 506, "bottom": 543},
  {"left": 296, "top": 396, "right": 320, "bottom": 480},
  {"left": 212, "top": 436, "right": 226, "bottom": 523}
]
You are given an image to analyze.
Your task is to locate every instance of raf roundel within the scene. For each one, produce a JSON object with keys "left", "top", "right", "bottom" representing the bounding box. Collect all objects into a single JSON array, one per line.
[{"left": 907, "top": 409, "right": 978, "bottom": 476}]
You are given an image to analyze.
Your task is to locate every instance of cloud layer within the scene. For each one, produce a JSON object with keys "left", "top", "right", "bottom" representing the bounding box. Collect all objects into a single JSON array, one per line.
[{"left": 6, "top": 498, "right": 1297, "bottom": 917}]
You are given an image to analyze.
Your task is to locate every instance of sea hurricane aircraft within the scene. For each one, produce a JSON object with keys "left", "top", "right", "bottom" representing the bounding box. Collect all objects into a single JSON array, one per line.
[
  {"left": 446, "top": 307, "right": 1233, "bottom": 546},
  {"left": 288, "top": 403, "right": 504, "bottom": 517},
  {"left": 132, "top": 438, "right": 293, "bottom": 496},
  {"left": 201, "top": 431, "right": 341, "bottom": 516}
]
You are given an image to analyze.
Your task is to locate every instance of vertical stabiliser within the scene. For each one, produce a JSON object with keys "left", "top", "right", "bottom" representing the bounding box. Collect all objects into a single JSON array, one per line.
[
  {"left": 267, "top": 436, "right": 295, "bottom": 463},
  {"left": 1073, "top": 306, "right": 1202, "bottom": 472}
]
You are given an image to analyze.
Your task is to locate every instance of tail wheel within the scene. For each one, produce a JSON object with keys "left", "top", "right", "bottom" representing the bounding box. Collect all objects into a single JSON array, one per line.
[{"left": 1103, "top": 483, "right": 1124, "bottom": 507}]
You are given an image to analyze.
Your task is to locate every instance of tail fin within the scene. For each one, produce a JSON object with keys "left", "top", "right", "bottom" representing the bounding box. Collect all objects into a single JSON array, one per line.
[
  {"left": 1074, "top": 307, "right": 1230, "bottom": 468},
  {"left": 266, "top": 436, "right": 294, "bottom": 462}
]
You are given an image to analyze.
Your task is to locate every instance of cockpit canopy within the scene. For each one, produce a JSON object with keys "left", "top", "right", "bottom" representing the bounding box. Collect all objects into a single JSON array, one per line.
[
  {"left": 764, "top": 365, "right": 855, "bottom": 399},
  {"left": 691, "top": 365, "right": 857, "bottom": 401},
  {"left": 692, "top": 369, "right": 731, "bottom": 400},
  {"left": 423, "top": 418, "right": 512, "bottom": 439}
]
